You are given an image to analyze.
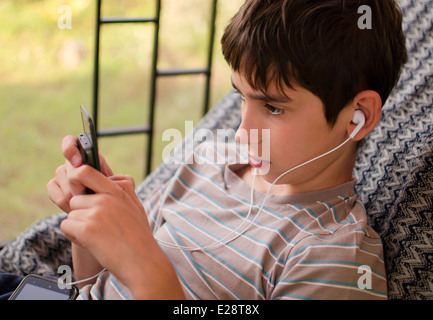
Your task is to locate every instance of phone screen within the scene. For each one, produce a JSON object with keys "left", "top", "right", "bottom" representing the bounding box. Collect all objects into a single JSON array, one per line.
[
  {"left": 9, "top": 275, "right": 78, "bottom": 300},
  {"left": 12, "top": 283, "right": 72, "bottom": 300}
]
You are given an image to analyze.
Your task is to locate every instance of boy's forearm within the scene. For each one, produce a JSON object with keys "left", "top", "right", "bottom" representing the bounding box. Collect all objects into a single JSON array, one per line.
[
  {"left": 127, "top": 247, "right": 186, "bottom": 300},
  {"left": 71, "top": 243, "right": 103, "bottom": 288}
]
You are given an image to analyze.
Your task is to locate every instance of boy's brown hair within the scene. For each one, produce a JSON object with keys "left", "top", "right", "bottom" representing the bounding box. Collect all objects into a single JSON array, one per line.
[{"left": 221, "top": 0, "right": 408, "bottom": 125}]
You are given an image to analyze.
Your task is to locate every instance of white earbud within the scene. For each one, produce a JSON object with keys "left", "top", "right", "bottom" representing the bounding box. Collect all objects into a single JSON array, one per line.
[{"left": 349, "top": 110, "right": 366, "bottom": 139}]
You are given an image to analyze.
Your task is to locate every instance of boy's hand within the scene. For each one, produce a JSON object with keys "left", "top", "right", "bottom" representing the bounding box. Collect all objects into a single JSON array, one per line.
[
  {"left": 47, "top": 135, "right": 113, "bottom": 213},
  {"left": 59, "top": 157, "right": 184, "bottom": 299},
  {"left": 48, "top": 135, "right": 185, "bottom": 299}
]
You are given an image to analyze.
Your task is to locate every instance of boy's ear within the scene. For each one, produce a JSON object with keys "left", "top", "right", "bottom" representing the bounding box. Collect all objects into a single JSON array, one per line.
[{"left": 347, "top": 90, "right": 382, "bottom": 141}]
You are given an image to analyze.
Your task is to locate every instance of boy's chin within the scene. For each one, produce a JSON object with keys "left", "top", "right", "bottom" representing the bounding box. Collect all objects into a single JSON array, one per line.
[{"left": 251, "top": 163, "right": 291, "bottom": 186}]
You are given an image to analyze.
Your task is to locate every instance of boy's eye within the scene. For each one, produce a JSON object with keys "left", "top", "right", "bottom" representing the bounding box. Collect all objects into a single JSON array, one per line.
[
  {"left": 233, "top": 88, "right": 244, "bottom": 100},
  {"left": 266, "top": 104, "right": 285, "bottom": 116},
  {"left": 234, "top": 88, "right": 285, "bottom": 116}
]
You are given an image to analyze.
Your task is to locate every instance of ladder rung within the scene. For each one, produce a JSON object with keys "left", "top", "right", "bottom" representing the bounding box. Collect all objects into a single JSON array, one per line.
[
  {"left": 98, "top": 125, "right": 151, "bottom": 137},
  {"left": 157, "top": 68, "right": 210, "bottom": 77},
  {"left": 100, "top": 17, "right": 158, "bottom": 24}
]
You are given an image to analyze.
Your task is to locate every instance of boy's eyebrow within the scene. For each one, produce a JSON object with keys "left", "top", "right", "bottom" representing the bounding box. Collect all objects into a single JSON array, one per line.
[{"left": 230, "top": 77, "right": 291, "bottom": 104}]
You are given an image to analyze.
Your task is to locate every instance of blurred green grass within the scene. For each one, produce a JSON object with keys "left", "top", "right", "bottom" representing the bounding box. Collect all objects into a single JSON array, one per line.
[{"left": 0, "top": 0, "right": 244, "bottom": 241}]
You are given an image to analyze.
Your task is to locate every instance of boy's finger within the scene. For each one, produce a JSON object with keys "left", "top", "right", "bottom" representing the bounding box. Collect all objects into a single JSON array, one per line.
[
  {"left": 98, "top": 153, "right": 114, "bottom": 177},
  {"left": 109, "top": 175, "right": 144, "bottom": 212},
  {"left": 65, "top": 160, "right": 88, "bottom": 196},
  {"left": 47, "top": 177, "right": 72, "bottom": 213},
  {"left": 69, "top": 165, "right": 119, "bottom": 197},
  {"left": 62, "top": 135, "right": 82, "bottom": 167}
]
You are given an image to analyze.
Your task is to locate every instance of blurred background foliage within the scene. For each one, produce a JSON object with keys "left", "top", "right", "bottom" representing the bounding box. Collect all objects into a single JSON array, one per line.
[{"left": 0, "top": 0, "right": 244, "bottom": 241}]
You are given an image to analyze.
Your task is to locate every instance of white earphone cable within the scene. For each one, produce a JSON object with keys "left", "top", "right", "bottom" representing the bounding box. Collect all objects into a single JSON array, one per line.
[
  {"left": 63, "top": 268, "right": 107, "bottom": 286},
  {"left": 155, "top": 167, "right": 258, "bottom": 251},
  {"left": 155, "top": 136, "right": 353, "bottom": 251}
]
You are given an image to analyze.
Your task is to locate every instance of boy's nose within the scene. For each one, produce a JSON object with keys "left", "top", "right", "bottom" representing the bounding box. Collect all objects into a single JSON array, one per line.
[{"left": 235, "top": 102, "right": 262, "bottom": 144}]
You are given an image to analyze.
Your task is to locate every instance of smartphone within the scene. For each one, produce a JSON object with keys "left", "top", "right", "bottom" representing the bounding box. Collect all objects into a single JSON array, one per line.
[
  {"left": 8, "top": 275, "right": 79, "bottom": 300},
  {"left": 77, "top": 105, "right": 101, "bottom": 172}
]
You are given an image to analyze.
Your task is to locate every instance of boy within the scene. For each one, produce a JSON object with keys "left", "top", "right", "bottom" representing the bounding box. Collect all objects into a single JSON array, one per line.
[{"left": 47, "top": 0, "right": 407, "bottom": 299}]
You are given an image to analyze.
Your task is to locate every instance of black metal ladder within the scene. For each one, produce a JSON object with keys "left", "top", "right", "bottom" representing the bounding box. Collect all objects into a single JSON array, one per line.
[{"left": 92, "top": 0, "right": 218, "bottom": 177}]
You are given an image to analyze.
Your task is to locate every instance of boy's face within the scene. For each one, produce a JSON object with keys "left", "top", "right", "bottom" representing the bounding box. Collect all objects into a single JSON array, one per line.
[{"left": 232, "top": 71, "right": 355, "bottom": 193}]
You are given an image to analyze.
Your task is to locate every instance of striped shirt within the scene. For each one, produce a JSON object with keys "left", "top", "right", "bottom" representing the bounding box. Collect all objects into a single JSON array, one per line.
[{"left": 78, "top": 142, "right": 387, "bottom": 300}]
